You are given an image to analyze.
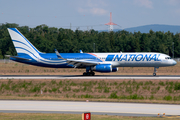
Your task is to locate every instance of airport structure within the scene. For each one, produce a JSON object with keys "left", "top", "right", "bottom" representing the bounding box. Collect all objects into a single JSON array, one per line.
[{"left": 105, "top": 12, "right": 117, "bottom": 31}]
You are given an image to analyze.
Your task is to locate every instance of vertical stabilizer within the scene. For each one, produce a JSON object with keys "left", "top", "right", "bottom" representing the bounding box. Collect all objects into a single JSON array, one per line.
[{"left": 7, "top": 28, "right": 42, "bottom": 56}]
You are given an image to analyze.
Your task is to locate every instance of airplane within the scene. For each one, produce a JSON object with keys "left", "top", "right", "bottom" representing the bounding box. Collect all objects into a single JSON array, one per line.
[{"left": 7, "top": 28, "right": 177, "bottom": 76}]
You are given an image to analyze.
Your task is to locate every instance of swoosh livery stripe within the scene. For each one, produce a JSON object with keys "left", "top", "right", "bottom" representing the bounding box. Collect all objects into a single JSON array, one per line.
[
  {"left": 9, "top": 29, "right": 39, "bottom": 55},
  {"left": 15, "top": 47, "right": 38, "bottom": 59},
  {"left": 16, "top": 48, "right": 66, "bottom": 64},
  {"left": 9, "top": 28, "right": 41, "bottom": 54},
  {"left": 88, "top": 53, "right": 104, "bottom": 62},
  {"left": 8, "top": 28, "right": 67, "bottom": 65},
  {"left": 13, "top": 40, "right": 33, "bottom": 52}
]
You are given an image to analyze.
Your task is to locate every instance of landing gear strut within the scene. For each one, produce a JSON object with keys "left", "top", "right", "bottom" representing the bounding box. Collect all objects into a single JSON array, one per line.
[{"left": 153, "top": 67, "right": 159, "bottom": 76}]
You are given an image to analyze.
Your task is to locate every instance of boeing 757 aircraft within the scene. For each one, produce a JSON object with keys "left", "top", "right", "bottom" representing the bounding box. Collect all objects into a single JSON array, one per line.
[{"left": 7, "top": 28, "right": 177, "bottom": 76}]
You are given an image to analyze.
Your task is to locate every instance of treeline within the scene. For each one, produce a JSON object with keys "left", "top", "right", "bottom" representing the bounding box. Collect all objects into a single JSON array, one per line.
[{"left": 0, "top": 23, "right": 180, "bottom": 58}]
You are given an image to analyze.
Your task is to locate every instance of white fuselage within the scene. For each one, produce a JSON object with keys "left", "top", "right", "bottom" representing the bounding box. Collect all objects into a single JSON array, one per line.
[{"left": 92, "top": 52, "right": 176, "bottom": 67}]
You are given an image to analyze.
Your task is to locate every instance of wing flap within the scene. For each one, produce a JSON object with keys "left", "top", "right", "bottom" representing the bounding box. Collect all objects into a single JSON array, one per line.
[{"left": 66, "top": 59, "right": 99, "bottom": 66}]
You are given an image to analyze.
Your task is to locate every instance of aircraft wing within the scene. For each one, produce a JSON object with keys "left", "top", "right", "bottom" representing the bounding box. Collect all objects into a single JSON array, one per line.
[{"left": 55, "top": 49, "right": 99, "bottom": 68}]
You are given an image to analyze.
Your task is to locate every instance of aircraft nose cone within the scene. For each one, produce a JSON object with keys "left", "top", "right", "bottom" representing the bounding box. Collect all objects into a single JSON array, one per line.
[{"left": 173, "top": 60, "right": 177, "bottom": 65}]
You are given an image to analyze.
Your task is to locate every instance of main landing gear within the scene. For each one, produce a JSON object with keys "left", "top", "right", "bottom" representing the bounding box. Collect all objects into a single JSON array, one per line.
[
  {"left": 153, "top": 67, "right": 159, "bottom": 76},
  {"left": 83, "top": 67, "right": 95, "bottom": 76},
  {"left": 83, "top": 71, "right": 95, "bottom": 76}
]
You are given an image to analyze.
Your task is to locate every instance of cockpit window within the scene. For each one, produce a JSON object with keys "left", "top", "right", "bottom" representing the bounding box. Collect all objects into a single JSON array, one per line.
[{"left": 165, "top": 57, "right": 171, "bottom": 59}]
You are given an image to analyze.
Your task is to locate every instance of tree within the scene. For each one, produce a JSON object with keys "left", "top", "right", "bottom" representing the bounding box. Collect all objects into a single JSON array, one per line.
[{"left": 0, "top": 23, "right": 180, "bottom": 58}]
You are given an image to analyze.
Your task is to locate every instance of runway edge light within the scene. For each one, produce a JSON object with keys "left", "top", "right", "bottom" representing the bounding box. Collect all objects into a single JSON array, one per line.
[
  {"left": 163, "top": 113, "right": 165, "bottom": 117},
  {"left": 82, "top": 112, "right": 91, "bottom": 120}
]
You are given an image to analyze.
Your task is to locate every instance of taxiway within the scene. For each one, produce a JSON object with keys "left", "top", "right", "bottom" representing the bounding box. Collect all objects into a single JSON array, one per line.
[{"left": 0, "top": 100, "right": 179, "bottom": 116}]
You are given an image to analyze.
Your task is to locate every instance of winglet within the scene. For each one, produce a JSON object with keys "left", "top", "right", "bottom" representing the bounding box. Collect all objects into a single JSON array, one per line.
[{"left": 55, "top": 49, "right": 64, "bottom": 59}]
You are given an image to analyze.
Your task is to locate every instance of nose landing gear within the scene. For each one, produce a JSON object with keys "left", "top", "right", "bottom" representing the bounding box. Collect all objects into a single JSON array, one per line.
[
  {"left": 153, "top": 72, "right": 156, "bottom": 76},
  {"left": 153, "top": 67, "right": 159, "bottom": 76}
]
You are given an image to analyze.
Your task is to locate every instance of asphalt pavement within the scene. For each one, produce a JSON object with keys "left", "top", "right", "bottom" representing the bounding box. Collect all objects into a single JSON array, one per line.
[{"left": 0, "top": 100, "right": 180, "bottom": 116}]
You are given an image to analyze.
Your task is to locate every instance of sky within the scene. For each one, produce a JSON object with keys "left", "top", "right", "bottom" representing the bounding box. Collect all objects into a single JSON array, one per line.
[{"left": 0, "top": 0, "right": 180, "bottom": 31}]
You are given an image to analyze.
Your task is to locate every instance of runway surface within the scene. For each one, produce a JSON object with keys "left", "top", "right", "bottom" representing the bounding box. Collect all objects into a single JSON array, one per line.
[
  {"left": 0, "top": 100, "right": 180, "bottom": 116},
  {"left": 0, "top": 75, "right": 180, "bottom": 79}
]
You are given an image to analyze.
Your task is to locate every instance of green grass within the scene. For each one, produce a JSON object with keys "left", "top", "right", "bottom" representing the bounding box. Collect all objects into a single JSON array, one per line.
[
  {"left": 51, "top": 80, "right": 57, "bottom": 85},
  {"left": 174, "top": 82, "right": 180, "bottom": 90},
  {"left": 109, "top": 91, "right": 118, "bottom": 99},
  {"left": 159, "top": 81, "right": 165, "bottom": 86},
  {"left": 52, "top": 87, "right": 58, "bottom": 92},
  {"left": 164, "top": 95, "right": 172, "bottom": 101},
  {"left": 1, "top": 79, "right": 180, "bottom": 103},
  {"left": 104, "top": 87, "right": 110, "bottom": 93},
  {"left": 81, "top": 94, "right": 93, "bottom": 98},
  {"left": 30, "top": 85, "right": 41, "bottom": 92}
]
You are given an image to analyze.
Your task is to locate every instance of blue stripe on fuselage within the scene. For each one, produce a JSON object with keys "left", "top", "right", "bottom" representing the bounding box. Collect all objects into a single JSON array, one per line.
[{"left": 11, "top": 53, "right": 103, "bottom": 67}]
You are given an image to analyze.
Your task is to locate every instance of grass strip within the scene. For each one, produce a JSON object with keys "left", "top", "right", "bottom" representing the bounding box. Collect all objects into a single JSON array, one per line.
[
  {"left": 0, "top": 113, "right": 178, "bottom": 120},
  {"left": 1, "top": 79, "right": 180, "bottom": 104}
]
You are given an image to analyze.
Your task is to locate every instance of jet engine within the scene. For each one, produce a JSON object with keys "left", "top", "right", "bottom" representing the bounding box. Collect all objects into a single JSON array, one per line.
[{"left": 93, "top": 64, "right": 112, "bottom": 72}]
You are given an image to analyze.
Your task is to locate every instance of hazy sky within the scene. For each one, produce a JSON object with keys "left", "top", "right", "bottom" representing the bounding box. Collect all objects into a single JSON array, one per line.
[{"left": 0, "top": 0, "right": 180, "bottom": 30}]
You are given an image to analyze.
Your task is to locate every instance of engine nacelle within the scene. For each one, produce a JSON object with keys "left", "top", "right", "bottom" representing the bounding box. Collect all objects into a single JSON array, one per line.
[
  {"left": 93, "top": 64, "right": 112, "bottom": 72},
  {"left": 112, "top": 67, "right": 118, "bottom": 72}
]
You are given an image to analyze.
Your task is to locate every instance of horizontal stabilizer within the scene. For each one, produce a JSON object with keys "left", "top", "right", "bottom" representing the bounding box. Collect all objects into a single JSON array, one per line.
[{"left": 11, "top": 56, "right": 31, "bottom": 61}]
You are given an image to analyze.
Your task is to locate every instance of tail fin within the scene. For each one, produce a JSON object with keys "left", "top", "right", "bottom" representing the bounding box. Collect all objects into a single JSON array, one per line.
[{"left": 7, "top": 28, "right": 42, "bottom": 56}]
